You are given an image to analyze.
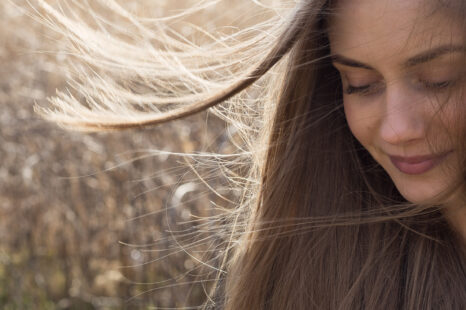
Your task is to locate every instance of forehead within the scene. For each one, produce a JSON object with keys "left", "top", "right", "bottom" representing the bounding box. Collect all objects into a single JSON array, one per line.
[{"left": 328, "top": 0, "right": 463, "bottom": 64}]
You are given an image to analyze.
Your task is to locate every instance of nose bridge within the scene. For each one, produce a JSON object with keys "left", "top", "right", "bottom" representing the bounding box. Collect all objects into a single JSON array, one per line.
[{"left": 379, "top": 83, "right": 425, "bottom": 145}]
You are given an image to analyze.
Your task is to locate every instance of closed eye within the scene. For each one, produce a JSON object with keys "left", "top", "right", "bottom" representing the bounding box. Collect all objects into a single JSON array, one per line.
[
  {"left": 420, "top": 80, "right": 453, "bottom": 90},
  {"left": 345, "top": 82, "right": 384, "bottom": 96},
  {"left": 345, "top": 85, "right": 371, "bottom": 95}
]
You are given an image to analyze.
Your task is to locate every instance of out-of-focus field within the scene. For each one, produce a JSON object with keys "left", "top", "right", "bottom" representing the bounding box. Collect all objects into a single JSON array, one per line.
[{"left": 0, "top": 1, "right": 257, "bottom": 308}]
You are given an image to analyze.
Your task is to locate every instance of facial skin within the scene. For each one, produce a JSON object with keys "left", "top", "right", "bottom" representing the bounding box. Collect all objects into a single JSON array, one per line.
[{"left": 328, "top": 0, "right": 465, "bottom": 209}]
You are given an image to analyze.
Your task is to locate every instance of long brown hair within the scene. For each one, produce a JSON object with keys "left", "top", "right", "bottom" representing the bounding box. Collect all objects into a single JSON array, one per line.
[
  {"left": 222, "top": 1, "right": 466, "bottom": 309},
  {"left": 35, "top": 0, "right": 466, "bottom": 309}
]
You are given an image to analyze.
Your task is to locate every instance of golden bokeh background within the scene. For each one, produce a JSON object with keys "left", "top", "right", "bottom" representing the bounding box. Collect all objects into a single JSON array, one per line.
[{"left": 0, "top": 1, "right": 258, "bottom": 308}]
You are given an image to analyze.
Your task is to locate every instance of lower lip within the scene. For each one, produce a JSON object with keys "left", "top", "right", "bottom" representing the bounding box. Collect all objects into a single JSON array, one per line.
[{"left": 389, "top": 153, "right": 450, "bottom": 175}]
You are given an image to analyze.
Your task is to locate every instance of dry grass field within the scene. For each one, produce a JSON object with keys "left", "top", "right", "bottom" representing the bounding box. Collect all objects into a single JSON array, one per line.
[{"left": 0, "top": 1, "right": 265, "bottom": 308}]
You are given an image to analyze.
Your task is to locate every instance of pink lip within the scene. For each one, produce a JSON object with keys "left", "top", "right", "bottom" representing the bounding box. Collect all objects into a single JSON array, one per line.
[{"left": 389, "top": 152, "right": 451, "bottom": 175}]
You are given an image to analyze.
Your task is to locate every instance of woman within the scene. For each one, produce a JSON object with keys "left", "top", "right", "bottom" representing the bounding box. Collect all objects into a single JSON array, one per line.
[{"left": 37, "top": 0, "right": 465, "bottom": 308}]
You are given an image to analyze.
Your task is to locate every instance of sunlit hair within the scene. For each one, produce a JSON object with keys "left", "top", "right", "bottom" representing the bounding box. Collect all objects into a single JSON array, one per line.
[{"left": 35, "top": 0, "right": 465, "bottom": 309}]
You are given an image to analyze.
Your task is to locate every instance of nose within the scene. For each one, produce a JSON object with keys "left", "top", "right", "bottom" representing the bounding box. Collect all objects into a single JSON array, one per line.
[{"left": 379, "top": 85, "right": 425, "bottom": 145}]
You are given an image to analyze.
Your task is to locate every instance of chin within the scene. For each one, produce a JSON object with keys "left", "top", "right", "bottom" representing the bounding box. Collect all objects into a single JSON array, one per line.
[
  {"left": 398, "top": 189, "right": 438, "bottom": 205},
  {"left": 392, "top": 176, "right": 455, "bottom": 206}
]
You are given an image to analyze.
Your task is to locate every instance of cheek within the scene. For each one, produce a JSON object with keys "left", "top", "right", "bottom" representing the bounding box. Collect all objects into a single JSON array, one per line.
[
  {"left": 343, "top": 100, "right": 376, "bottom": 148},
  {"left": 444, "top": 92, "right": 466, "bottom": 134},
  {"left": 428, "top": 91, "right": 465, "bottom": 147}
]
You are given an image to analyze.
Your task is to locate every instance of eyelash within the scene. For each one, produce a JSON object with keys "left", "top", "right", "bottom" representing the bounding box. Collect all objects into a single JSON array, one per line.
[
  {"left": 420, "top": 80, "right": 453, "bottom": 90},
  {"left": 344, "top": 80, "right": 454, "bottom": 96},
  {"left": 345, "top": 83, "right": 382, "bottom": 96}
]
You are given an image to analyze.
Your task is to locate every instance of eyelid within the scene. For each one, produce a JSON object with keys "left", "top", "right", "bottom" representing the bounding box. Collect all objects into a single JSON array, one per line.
[
  {"left": 412, "top": 69, "right": 462, "bottom": 90},
  {"left": 340, "top": 70, "right": 382, "bottom": 88},
  {"left": 410, "top": 62, "right": 464, "bottom": 85}
]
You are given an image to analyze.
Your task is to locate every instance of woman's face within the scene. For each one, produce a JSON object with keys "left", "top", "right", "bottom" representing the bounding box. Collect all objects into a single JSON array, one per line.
[{"left": 329, "top": 0, "right": 464, "bottom": 205}]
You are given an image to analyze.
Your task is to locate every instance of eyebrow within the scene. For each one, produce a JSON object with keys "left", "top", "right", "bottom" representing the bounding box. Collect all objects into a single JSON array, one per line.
[
  {"left": 330, "top": 55, "right": 374, "bottom": 70},
  {"left": 331, "top": 45, "right": 465, "bottom": 70},
  {"left": 405, "top": 45, "right": 464, "bottom": 67}
]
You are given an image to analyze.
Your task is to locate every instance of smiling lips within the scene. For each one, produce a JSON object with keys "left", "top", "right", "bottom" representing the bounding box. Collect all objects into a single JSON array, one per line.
[{"left": 389, "top": 152, "right": 451, "bottom": 175}]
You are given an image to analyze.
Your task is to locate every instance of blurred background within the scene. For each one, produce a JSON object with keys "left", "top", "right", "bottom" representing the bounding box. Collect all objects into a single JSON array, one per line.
[{"left": 0, "top": 0, "right": 256, "bottom": 308}]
